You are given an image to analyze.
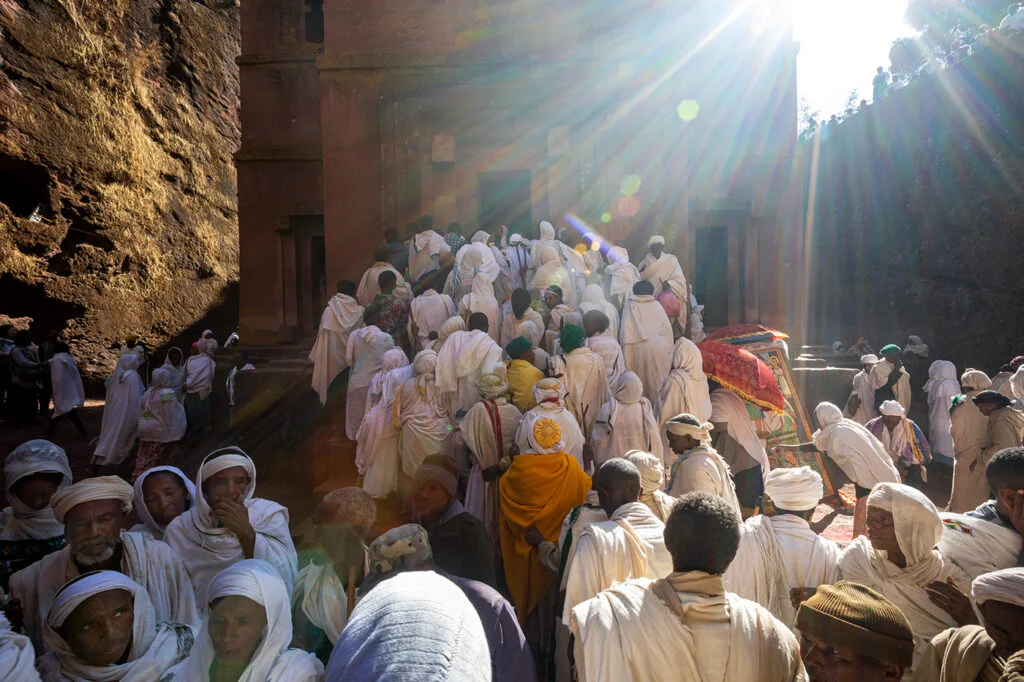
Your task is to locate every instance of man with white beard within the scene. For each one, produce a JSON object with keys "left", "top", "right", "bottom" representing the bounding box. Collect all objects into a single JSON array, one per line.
[{"left": 9, "top": 476, "right": 199, "bottom": 653}]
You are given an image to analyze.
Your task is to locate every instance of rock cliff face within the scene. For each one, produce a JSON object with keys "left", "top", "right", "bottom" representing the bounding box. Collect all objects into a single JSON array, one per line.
[{"left": 0, "top": 0, "right": 239, "bottom": 379}]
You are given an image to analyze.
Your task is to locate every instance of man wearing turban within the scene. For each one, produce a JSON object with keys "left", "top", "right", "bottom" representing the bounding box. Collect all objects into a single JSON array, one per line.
[
  {"left": 866, "top": 400, "right": 932, "bottom": 489},
  {"left": 499, "top": 418, "right": 590, "bottom": 670},
  {"left": 10, "top": 476, "right": 199, "bottom": 654},
  {"left": 724, "top": 467, "right": 841, "bottom": 630}
]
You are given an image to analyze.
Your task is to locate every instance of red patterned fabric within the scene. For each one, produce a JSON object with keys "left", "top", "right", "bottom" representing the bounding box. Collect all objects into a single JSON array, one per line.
[
  {"left": 707, "top": 323, "right": 789, "bottom": 343},
  {"left": 697, "top": 339, "right": 785, "bottom": 414}
]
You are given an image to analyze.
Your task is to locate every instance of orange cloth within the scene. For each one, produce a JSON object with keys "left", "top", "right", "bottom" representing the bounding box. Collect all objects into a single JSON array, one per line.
[{"left": 499, "top": 452, "right": 591, "bottom": 622}]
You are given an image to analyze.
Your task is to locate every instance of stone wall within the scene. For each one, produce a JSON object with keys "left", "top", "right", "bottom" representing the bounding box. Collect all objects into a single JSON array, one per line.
[{"left": 805, "top": 40, "right": 1024, "bottom": 373}]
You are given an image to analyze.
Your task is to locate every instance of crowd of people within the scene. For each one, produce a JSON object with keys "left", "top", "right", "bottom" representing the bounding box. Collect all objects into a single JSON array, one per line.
[{"left": 0, "top": 216, "right": 1023, "bottom": 681}]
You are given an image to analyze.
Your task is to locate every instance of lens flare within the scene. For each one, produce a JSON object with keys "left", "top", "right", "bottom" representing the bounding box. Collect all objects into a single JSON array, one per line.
[
  {"left": 677, "top": 99, "right": 700, "bottom": 121},
  {"left": 620, "top": 175, "right": 642, "bottom": 196}
]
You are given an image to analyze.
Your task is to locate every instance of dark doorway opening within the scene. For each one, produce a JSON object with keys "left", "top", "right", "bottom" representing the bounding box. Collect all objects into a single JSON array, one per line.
[
  {"left": 304, "top": 0, "right": 324, "bottom": 43},
  {"left": 695, "top": 226, "right": 729, "bottom": 328},
  {"left": 290, "top": 215, "right": 326, "bottom": 335},
  {"left": 479, "top": 170, "right": 531, "bottom": 237}
]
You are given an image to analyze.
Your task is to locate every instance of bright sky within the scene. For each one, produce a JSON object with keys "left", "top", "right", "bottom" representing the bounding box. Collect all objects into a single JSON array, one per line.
[{"left": 793, "top": 0, "right": 916, "bottom": 118}]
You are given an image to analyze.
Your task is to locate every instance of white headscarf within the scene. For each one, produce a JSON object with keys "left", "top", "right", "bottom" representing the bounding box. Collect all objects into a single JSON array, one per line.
[
  {"left": 971, "top": 567, "right": 1024, "bottom": 608},
  {"left": 177, "top": 559, "right": 323, "bottom": 682},
  {"left": 2, "top": 440, "right": 72, "bottom": 541},
  {"left": 924, "top": 360, "right": 958, "bottom": 396},
  {"left": 456, "top": 242, "right": 500, "bottom": 286},
  {"left": 529, "top": 245, "right": 567, "bottom": 293},
  {"left": 0, "top": 612, "right": 36, "bottom": 682},
  {"left": 867, "top": 482, "right": 946, "bottom": 582},
  {"left": 812, "top": 402, "right": 901, "bottom": 490},
  {"left": 42, "top": 571, "right": 193, "bottom": 682},
  {"left": 659, "top": 337, "right": 712, "bottom": 424},
  {"left": 132, "top": 466, "right": 196, "bottom": 538},
  {"left": 904, "top": 335, "right": 929, "bottom": 357},
  {"left": 516, "top": 320, "right": 542, "bottom": 349},
  {"left": 764, "top": 466, "right": 822, "bottom": 511},
  {"left": 533, "top": 377, "right": 567, "bottom": 407},
  {"left": 412, "top": 350, "right": 441, "bottom": 405},
  {"left": 879, "top": 400, "right": 906, "bottom": 416},
  {"left": 960, "top": 369, "right": 993, "bottom": 393},
  {"left": 432, "top": 316, "right": 466, "bottom": 353},
  {"left": 578, "top": 284, "right": 619, "bottom": 337},
  {"left": 50, "top": 476, "right": 133, "bottom": 525}
]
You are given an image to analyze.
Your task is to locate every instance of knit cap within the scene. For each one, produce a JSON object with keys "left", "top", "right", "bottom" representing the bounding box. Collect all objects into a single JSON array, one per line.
[{"left": 795, "top": 581, "right": 914, "bottom": 667}]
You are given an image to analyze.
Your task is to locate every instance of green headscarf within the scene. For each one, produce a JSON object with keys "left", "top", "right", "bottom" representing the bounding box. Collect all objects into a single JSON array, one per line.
[
  {"left": 505, "top": 336, "right": 532, "bottom": 359},
  {"left": 560, "top": 324, "right": 585, "bottom": 353}
]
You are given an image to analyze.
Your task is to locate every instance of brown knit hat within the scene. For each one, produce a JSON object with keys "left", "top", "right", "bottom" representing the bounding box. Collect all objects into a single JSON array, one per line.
[{"left": 795, "top": 581, "right": 914, "bottom": 667}]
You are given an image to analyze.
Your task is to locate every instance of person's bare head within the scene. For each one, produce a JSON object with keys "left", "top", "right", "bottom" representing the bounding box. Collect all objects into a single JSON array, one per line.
[
  {"left": 583, "top": 310, "right": 609, "bottom": 338},
  {"left": 468, "top": 312, "right": 489, "bottom": 333},
  {"left": 664, "top": 492, "right": 739, "bottom": 574},
  {"left": 987, "top": 447, "right": 1024, "bottom": 525},
  {"left": 594, "top": 458, "right": 642, "bottom": 517},
  {"left": 64, "top": 499, "right": 126, "bottom": 567},
  {"left": 315, "top": 487, "right": 376, "bottom": 574},
  {"left": 377, "top": 270, "right": 398, "bottom": 296}
]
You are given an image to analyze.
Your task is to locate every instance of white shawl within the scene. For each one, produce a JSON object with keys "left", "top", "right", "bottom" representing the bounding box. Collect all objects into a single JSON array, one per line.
[
  {"left": 667, "top": 445, "right": 743, "bottom": 520},
  {"left": 870, "top": 361, "right": 912, "bottom": 411},
  {"left": 812, "top": 402, "right": 901, "bottom": 489},
  {"left": 923, "top": 360, "right": 959, "bottom": 458},
  {"left": 162, "top": 449, "right": 298, "bottom": 609},
  {"left": 409, "top": 290, "right": 456, "bottom": 350},
  {"left": 456, "top": 241, "right": 500, "bottom": 290},
  {"left": 591, "top": 372, "right": 664, "bottom": 468},
  {"left": 94, "top": 355, "right": 145, "bottom": 465},
  {"left": 605, "top": 247, "right": 640, "bottom": 305},
  {"left": 937, "top": 512, "right": 1022, "bottom": 580},
  {"left": 458, "top": 274, "right": 501, "bottom": 343},
  {"left": 183, "top": 354, "right": 215, "bottom": 395},
  {"left": 849, "top": 369, "right": 875, "bottom": 424},
  {"left": 309, "top": 293, "right": 364, "bottom": 404},
  {"left": 357, "top": 262, "right": 411, "bottom": 306},
  {"left": 0, "top": 613, "right": 37, "bottom": 682},
  {"left": 1, "top": 439, "right": 71, "bottom": 541},
  {"left": 550, "top": 346, "right": 610, "bottom": 436},
  {"left": 639, "top": 251, "right": 688, "bottom": 302},
  {"left": 578, "top": 284, "right": 619, "bottom": 339},
  {"left": 659, "top": 337, "right": 712, "bottom": 424},
  {"left": 138, "top": 369, "right": 187, "bottom": 444},
  {"left": 562, "top": 502, "right": 672, "bottom": 625},
  {"left": 171, "top": 559, "right": 323, "bottom": 682},
  {"left": 710, "top": 388, "right": 770, "bottom": 480},
  {"left": 619, "top": 295, "right": 674, "bottom": 403},
  {"left": 343, "top": 326, "right": 395, "bottom": 440},
  {"left": 48, "top": 353, "right": 84, "bottom": 417},
  {"left": 407, "top": 231, "right": 449, "bottom": 283},
  {"left": 397, "top": 352, "right": 452, "bottom": 477},
  {"left": 586, "top": 332, "right": 625, "bottom": 386},
  {"left": 131, "top": 466, "right": 197, "bottom": 541},
  {"left": 356, "top": 365, "right": 414, "bottom": 499},
  {"left": 38, "top": 571, "right": 193, "bottom": 682},
  {"left": 295, "top": 562, "right": 347, "bottom": 645}
]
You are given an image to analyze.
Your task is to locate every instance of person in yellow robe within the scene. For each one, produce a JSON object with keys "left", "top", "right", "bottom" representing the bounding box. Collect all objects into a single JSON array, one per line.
[
  {"left": 499, "top": 417, "right": 590, "bottom": 677},
  {"left": 506, "top": 336, "right": 545, "bottom": 412}
]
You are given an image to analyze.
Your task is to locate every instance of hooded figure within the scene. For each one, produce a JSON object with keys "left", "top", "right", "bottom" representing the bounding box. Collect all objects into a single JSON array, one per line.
[
  {"left": 604, "top": 246, "right": 640, "bottom": 309},
  {"left": 923, "top": 360, "right": 959, "bottom": 464},
  {"left": 396, "top": 350, "right": 453, "bottom": 481},
  {"left": 355, "top": 351, "right": 414, "bottom": 500},
  {"left": 133, "top": 367, "right": 187, "bottom": 482},
  {"left": 578, "top": 285, "right": 619, "bottom": 339},
  {"left": 93, "top": 354, "right": 145, "bottom": 466},
  {"left": 658, "top": 337, "right": 712, "bottom": 453},
  {"left": 590, "top": 372, "right": 664, "bottom": 468},
  {"left": 458, "top": 274, "right": 501, "bottom": 343}
]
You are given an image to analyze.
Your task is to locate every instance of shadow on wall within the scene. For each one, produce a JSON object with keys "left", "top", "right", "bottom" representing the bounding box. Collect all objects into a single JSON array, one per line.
[{"left": 805, "top": 40, "right": 1024, "bottom": 374}]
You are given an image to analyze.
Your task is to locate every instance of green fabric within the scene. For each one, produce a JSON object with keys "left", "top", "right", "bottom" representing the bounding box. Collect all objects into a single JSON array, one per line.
[
  {"left": 560, "top": 324, "right": 585, "bottom": 353},
  {"left": 505, "top": 336, "right": 531, "bottom": 359},
  {"left": 879, "top": 344, "right": 902, "bottom": 355}
]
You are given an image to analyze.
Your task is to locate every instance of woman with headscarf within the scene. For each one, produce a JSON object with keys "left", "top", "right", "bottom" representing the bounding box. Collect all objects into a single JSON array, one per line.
[
  {"left": 462, "top": 373, "right": 522, "bottom": 548},
  {"left": 550, "top": 325, "right": 609, "bottom": 437},
  {"left": 0, "top": 611, "right": 37, "bottom": 682},
  {"left": 775, "top": 401, "right": 900, "bottom": 537},
  {"left": 529, "top": 220, "right": 557, "bottom": 272},
  {"left": 408, "top": 289, "right": 456, "bottom": 352},
  {"left": 658, "top": 337, "right": 712, "bottom": 439},
  {"left": 169, "top": 559, "right": 322, "bottom": 681},
  {"left": 163, "top": 448, "right": 298, "bottom": 608},
  {"left": 181, "top": 342, "right": 217, "bottom": 447},
  {"left": 500, "top": 289, "right": 544, "bottom": 348},
  {"left": 131, "top": 466, "right": 196, "bottom": 541},
  {"left": 343, "top": 324, "right": 395, "bottom": 441},
  {"left": 161, "top": 347, "right": 186, "bottom": 401},
  {"left": 455, "top": 239, "right": 500, "bottom": 300},
  {"left": 582, "top": 310, "right": 624, "bottom": 387},
  {"left": 622, "top": 450, "right": 675, "bottom": 521},
  {"left": 431, "top": 315, "right": 465, "bottom": 354},
  {"left": 515, "top": 378, "right": 587, "bottom": 471},
  {"left": 604, "top": 246, "right": 640, "bottom": 310},
  {"left": 947, "top": 369, "right": 994, "bottom": 513},
  {"left": 839, "top": 482, "right": 972, "bottom": 675},
  {"left": 0, "top": 440, "right": 72, "bottom": 588},
  {"left": 37, "top": 571, "right": 194, "bottom": 682},
  {"left": 459, "top": 273, "right": 501, "bottom": 343},
  {"left": 396, "top": 350, "right": 452, "bottom": 491},
  {"left": 514, "top": 320, "right": 550, "bottom": 374},
  {"left": 590, "top": 372, "right": 664, "bottom": 469},
  {"left": 473, "top": 229, "right": 513, "bottom": 303},
  {"left": 578, "top": 284, "right": 619, "bottom": 340},
  {"left": 93, "top": 353, "right": 145, "bottom": 467},
  {"left": 923, "top": 360, "right": 960, "bottom": 466},
  {"left": 133, "top": 367, "right": 187, "bottom": 482},
  {"left": 529, "top": 246, "right": 573, "bottom": 308},
  {"left": 355, "top": 350, "right": 414, "bottom": 500}
]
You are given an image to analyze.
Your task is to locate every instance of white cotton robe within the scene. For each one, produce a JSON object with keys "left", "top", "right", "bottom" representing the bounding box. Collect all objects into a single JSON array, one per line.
[
  {"left": 48, "top": 353, "right": 84, "bottom": 418},
  {"left": 409, "top": 289, "right": 456, "bottom": 350},
  {"left": 407, "top": 231, "right": 451, "bottom": 283},
  {"left": 639, "top": 251, "right": 688, "bottom": 319},
  {"left": 585, "top": 332, "right": 625, "bottom": 386},
  {"left": 309, "top": 293, "right": 364, "bottom": 405},
  {"left": 812, "top": 403, "right": 901, "bottom": 490},
  {"left": 93, "top": 354, "right": 145, "bottom": 466},
  {"left": 562, "top": 501, "right": 673, "bottom": 626},
  {"left": 923, "top": 360, "right": 959, "bottom": 460},
  {"left": 848, "top": 369, "right": 876, "bottom": 425},
  {"left": 658, "top": 337, "right": 712, "bottom": 452},
  {"left": 458, "top": 274, "right": 501, "bottom": 343},
  {"left": 619, "top": 294, "right": 674, "bottom": 404},
  {"left": 516, "top": 403, "right": 586, "bottom": 469},
  {"left": 605, "top": 247, "right": 640, "bottom": 309},
  {"left": 436, "top": 329, "right": 504, "bottom": 417},
  {"left": 396, "top": 372, "right": 452, "bottom": 478},
  {"left": 356, "top": 365, "right": 414, "bottom": 499},
  {"left": 550, "top": 346, "right": 610, "bottom": 436},
  {"left": 667, "top": 445, "right": 743, "bottom": 519},
  {"left": 578, "top": 285, "right": 619, "bottom": 339},
  {"left": 590, "top": 372, "right": 664, "bottom": 468},
  {"left": 462, "top": 397, "right": 522, "bottom": 537},
  {"left": 947, "top": 390, "right": 991, "bottom": 513},
  {"left": 356, "top": 261, "right": 411, "bottom": 306},
  {"left": 162, "top": 450, "right": 298, "bottom": 609},
  {"left": 343, "top": 326, "right": 395, "bottom": 440},
  {"left": 724, "top": 514, "right": 842, "bottom": 630}
]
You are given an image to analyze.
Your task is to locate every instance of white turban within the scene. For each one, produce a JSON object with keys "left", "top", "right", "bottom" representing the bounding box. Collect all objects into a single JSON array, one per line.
[
  {"left": 196, "top": 447, "right": 256, "bottom": 530},
  {"left": 665, "top": 416, "right": 713, "bottom": 442},
  {"left": 972, "top": 567, "right": 1024, "bottom": 608},
  {"left": 533, "top": 378, "right": 567, "bottom": 405},
  {"left": 648, "top": 235, "right": 665, "bottom": 247},
  {"left": 764, "top": 466, "right": 823, "bottom": 511},
  {"left": 879, "top": 400, "right": 905, "bottom": 416},
  {"left": 623, "top": 450, "right": 664, "bottom": 494},
  {"left": 50, "top": 476, "right": 134, "bottom": 524},
  {"left": 860, "top": 354, "right": 878, "bottom": 364}
]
